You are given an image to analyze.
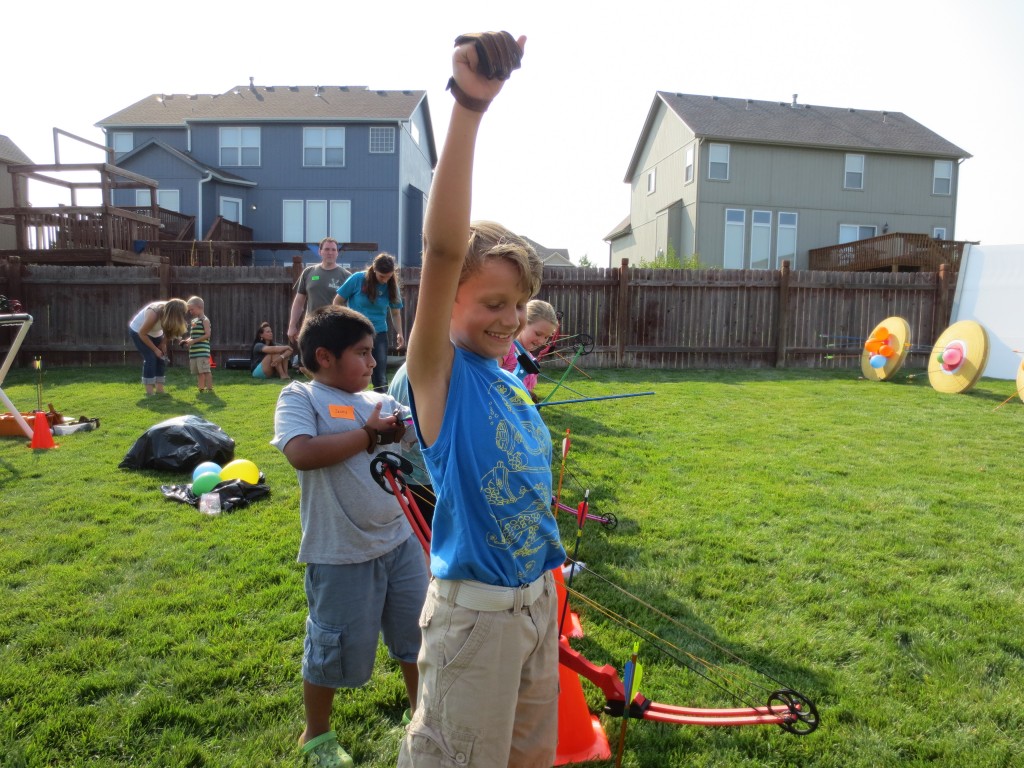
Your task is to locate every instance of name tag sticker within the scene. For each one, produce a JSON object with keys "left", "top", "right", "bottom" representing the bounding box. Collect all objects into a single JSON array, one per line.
[
  {"left": 329, "top": 404, "right": 355, "bottom": 420},
  {"left": 311, "top": 275, "right": 320, "bottom": 281}
]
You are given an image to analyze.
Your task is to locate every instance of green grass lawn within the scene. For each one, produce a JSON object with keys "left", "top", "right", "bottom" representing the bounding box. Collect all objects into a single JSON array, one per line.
[{"left": 1, "top": 363, "right": 1023, "bottom": 767}]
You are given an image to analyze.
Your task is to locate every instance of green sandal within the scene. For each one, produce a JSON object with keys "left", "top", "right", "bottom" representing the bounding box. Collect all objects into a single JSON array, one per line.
[{"left": 300, "top": 731, "right": 354, "bottom": 767}]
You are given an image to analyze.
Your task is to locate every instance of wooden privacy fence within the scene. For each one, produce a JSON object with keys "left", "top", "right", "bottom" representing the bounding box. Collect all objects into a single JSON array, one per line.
[{"left": 1, "top": 257, "right": 953, "bottom": 370}]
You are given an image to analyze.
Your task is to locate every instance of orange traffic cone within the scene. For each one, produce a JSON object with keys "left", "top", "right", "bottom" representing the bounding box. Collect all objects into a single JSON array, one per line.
[
  {"left": 554, "top": 659, "right": 611, "bottom": 765},
  {"left": 553, "top": 566, "right": 583, "bottom": 639},
  {"left": 209, "top": 355, "right": 217, "bottom": 369},
  {"left": 29, "top": 411, "right": 56, "bottom": 450}
]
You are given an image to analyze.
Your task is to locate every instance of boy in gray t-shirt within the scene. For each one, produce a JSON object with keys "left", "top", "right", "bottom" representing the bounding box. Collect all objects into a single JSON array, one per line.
[{"left": 272, "top": 305, "right": 428, "bottom": 767}]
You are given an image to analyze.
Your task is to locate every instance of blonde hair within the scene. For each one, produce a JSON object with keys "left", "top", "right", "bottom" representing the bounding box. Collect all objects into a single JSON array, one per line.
[
  {"left": 461, "top": 221, "right": 542, "bottom": 298},
  {"left": 526, "top": 299, "right": 557, "bottom": 327},
  {"left": 159, "top": 299, "right": 188, "bottom": 337},
  {"left": 186, "top": 296, "right": 204, "bottom": 309}
]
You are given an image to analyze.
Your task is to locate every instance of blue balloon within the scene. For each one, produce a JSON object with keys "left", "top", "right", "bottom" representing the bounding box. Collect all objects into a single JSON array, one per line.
[
  {"left": 869, "top": 354, "right": 887, "bottom": 369},
  {"left": 193, "top": 461, "right": 222, "bottom": 482}
]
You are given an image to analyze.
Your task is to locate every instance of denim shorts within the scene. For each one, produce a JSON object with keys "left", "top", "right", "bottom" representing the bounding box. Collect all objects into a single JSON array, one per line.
[{"left": 303, "top": 535, "right": 428, "bottom": 689}]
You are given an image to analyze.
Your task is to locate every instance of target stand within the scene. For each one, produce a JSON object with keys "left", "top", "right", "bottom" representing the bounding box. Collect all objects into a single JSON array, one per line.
[
  {"left": 928, "top": 320, "right": 989, "bottom": 394},
  {"left": 0, "top": 313, "right": 34, "bottom": 438}
]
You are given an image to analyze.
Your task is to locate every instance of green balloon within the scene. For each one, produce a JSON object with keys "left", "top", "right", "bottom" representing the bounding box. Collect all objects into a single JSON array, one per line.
[{"left": 192, "top": 472, "right": 221, "bottom": 495}]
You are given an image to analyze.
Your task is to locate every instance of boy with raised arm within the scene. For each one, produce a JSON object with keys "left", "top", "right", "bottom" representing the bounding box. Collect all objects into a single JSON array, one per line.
[{"left": 398, "top": 31, "right": 565, "bottom": 768}]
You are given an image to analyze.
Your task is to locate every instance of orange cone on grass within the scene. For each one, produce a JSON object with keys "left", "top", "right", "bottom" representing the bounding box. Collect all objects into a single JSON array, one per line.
[
  {"left": 553, "top": 565, "right": 583, "bottom": 639},
  {"left": 29, "top": 411, "right": 56, "bottom": 449},
  {"left": 554, "top": 658, "right": 611, "bottom": 765}
]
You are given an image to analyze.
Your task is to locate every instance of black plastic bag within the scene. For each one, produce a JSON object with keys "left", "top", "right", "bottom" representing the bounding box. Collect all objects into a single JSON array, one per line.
[
  {"left": 119, "top": 415, "right": 235, "bottom": 471},
  {"left": 160, "top": 476, "right": 270, "bottom": 512}
]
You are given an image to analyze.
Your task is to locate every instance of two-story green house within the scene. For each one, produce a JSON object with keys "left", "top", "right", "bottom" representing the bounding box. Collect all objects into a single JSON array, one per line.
[{"left": 608, "top": 92, "right": 971, "bottom": 270}]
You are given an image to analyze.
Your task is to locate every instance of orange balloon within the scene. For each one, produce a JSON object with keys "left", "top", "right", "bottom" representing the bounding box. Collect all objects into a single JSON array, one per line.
[
  {"left": 871, "top": 326, "right": 889, "bottom": 341},
  {"left": 880, "top": 345, "right": 895, "bottom": 358},
  {"left": 865, "top": 339, "right": 883, "bottom": 353}
]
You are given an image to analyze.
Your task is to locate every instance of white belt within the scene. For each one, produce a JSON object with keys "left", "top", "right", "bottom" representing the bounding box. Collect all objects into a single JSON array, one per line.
[{"left": 434, "top": 572, "right": 550, "bottom": 612}]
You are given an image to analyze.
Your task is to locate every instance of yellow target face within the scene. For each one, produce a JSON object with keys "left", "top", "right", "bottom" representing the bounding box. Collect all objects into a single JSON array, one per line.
[
  {"left": 927, "top": 320, "right": 989, "bottom": 394},
  {"left": 861, "top": 316, "right": 911, "bottom": 381},
  {"left": 1016, "top": 360, "right": 1024, "bottom": 404}
]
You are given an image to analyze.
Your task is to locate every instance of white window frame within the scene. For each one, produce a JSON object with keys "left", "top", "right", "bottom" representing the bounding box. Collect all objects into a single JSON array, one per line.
[
  {"left": 844, "top": 154, "right": 865, "bottom": 190},
  {"left": 410, "top": 121, "right": 420, "bottom": 146},
  {"left": 134, "top": 189, "right": 180, "bottom": 211},
  {"left": 777, "top": 212, "right": 798, "bottom": 266},
  {"left": 220, "top": 126, "right": 260, "bottom": 166},
  {"left": 220, "top": 196, "right": 243, "bottom": 224},
  {"left": 283, "top": 200, "right": 304, "bottom": 242},
  {"left": 933, "top": 160, "right": 953, "bottom": 196},
  {"left": 709, "top": 143, "right": 730, "bottom": 181},
  {"left": 839, "top": 224, "right": 877, "bottom": 244},
  {"left": 724, "top": 208, "right": 745, "bottom": 269},
  {"left": 282, "top": 199, "right": 352, "bottom": 242},
  {"left": 933, "top": 227, "right": 947, "bottom": 239},
  {"left": 112, "top": 132, "right": 133, "bottom": 155},
  {"left": 750, "top": 210, "right": 772, "bottom": 270},
  {"left": 647, "top": 168, "right": 656, "bottom": 194},
  {"left": 369, "top": 126, "right": 396, "bottom": 154},
  {"left": 684, "top": 145, "right": 694, "bottom": 184},
  {"left": 304, "top": 127, "right": 345, "bottom": 167}
]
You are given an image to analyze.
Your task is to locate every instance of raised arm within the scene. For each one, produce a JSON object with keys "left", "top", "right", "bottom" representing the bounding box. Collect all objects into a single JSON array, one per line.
[{"left": 407, "top": 32, "right": 525, "bottom": 445}]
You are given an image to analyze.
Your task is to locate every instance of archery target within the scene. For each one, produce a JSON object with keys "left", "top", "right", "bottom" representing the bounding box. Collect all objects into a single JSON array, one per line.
[
  {"left": 928, "top": 320, "right": 989, "bottom": 394},
  {"left": 861, "top": 316, "right": 911, "bottom": 381},
  {"left": 1016, "top": 359, "right": 1024, "bottom": 404}
]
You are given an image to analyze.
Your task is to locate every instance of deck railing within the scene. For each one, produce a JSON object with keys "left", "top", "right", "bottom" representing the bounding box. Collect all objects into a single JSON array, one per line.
[{"left": 808, "top": 232, "right": 969, "bottom": 275}]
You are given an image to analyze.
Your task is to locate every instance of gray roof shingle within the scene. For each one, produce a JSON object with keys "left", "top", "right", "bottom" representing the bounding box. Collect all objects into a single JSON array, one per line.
[
  {"left": 96, "top": 85, "right": 426, "bottom": 127},
  {"left": 626, "top": 92, "right": 970, "bottom": 180},
  {"left": 0, "top": 135, "right": 33, "bottom": 164}
]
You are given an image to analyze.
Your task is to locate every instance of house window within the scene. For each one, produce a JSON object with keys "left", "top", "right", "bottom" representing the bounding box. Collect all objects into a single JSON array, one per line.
[
  {"left": 724, "top": 209, "right": 745, "bottom": 269},
  {"left": 750, "top": 211, "right": 772, "bottom": 270},
  {"left": 844, "top": 154, "right": 864, "bottom": 190},
  {"left": 933, "top": 160, "right": 953, "bottom": 195},
  {"left": 684, "top": 145, "right": 694, "bottom": 184},
  {"left": 410, "top": 121, "right": 420, "bottom": 145},
  {"left": 777, "top": 212, "right": 798, "bottom": 266},
  {"left": 283, "top": 199, "right": 351, "bottom": 242},
  {"left": 135, "top": 189, "right": 180, "bottom": 212},
  {"left": 839, "top": 224, "right": 877, "bottom": 243},
  {"left": 709, "top": 143, "right": 730, "bottom": 181},
  {"left": 220, "top": 197, "right": 242, "bottom": 224},
  {"left": 933, "top": 227, "right": 947, "bottom": 239},
  {"left": 370, "top": 126, "right": 395, "bottom": 154},
  {"left": 647, "top": 168, "right": 656, "bottom": 194},
  {"left": 220, "top": 127, "right": 260, "bottom": 166},
  {"left": 304, "top": 127, "right": 345, "bottom": 167},
  {"left": 112, "top": 132, "right": 133, "bottom": 155}
]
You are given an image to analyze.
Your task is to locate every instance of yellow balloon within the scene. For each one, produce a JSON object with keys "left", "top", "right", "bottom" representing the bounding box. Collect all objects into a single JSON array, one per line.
[{"left": 220, "top": 459, "right": 260, "bottom": 485}]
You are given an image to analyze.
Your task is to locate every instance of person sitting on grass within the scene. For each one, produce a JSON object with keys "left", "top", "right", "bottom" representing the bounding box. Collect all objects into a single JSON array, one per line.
[
  {"left": 272, "top": 305, "right": 429, "bottom": 768},
  {"left": 398, "top": 30, "right": 566, "bottom": 768},
  {"left": 250, "top": 321, "right": 293, "bottom": 380}
]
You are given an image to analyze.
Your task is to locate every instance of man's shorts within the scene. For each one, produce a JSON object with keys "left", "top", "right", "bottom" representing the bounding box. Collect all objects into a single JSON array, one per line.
[
  {"left": 303, "top": 535, "right": 428, "bottom": 689},
  {"left": 189, "top": 356, "right": 211, "bottom": 374}
]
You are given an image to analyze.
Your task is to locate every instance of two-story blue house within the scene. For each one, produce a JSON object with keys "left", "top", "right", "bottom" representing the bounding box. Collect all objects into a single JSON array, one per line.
[{"left": 96, "top": 79, "right": 437, "bottom": 267}]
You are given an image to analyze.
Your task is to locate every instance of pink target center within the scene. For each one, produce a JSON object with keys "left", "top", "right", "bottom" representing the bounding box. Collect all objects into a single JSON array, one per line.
[{"left": 941, "top": 342, "right": 965, "bottom": 371}]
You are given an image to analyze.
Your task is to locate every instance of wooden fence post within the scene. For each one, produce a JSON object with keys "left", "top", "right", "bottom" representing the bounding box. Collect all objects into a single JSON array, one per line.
[
  {"left": 934, "top": 263, "right": 950, "bottom": 345},
  {"left": 775, "top": 259, "right": 791, "bottom": 368},
  {"left": 159, "top": 256, "right": 171, "bottom": 298},
  {"left": 616, "top": 258, "right": 629, "bottom": 367}
]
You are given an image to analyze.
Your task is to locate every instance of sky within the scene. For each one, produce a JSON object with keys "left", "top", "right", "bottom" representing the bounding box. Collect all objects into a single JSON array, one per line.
[{"left": 4, "top": 0, "right": 1022, "bottom": 266}]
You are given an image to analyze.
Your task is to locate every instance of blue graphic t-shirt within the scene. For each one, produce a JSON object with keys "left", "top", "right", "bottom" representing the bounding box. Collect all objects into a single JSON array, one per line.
[{"left": 418, "top": 347, "right": 564, "bottom": 586}]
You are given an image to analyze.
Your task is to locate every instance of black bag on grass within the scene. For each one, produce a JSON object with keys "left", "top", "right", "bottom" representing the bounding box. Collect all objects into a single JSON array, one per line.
[
  {"left": 160, "top": 477, "right": 270, "bottom": 512},
  {"left": 119, "top": 415, "right": 235, "bottom": 471}
]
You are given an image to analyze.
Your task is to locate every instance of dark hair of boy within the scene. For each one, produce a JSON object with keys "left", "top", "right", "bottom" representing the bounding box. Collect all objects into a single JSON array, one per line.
[{"left": 298, "top": 305, "right": 376, "bottom": 373}]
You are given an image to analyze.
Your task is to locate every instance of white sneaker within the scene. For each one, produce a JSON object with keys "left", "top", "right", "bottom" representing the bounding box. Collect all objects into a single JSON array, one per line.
[{"left": 561, "top": 561, "right": 585, "bottom": 579}]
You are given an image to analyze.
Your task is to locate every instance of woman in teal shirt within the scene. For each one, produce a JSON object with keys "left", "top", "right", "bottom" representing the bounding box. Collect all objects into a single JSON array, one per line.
[{"left": 333, "top": 253, "right": 404, "bottom": 392}]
